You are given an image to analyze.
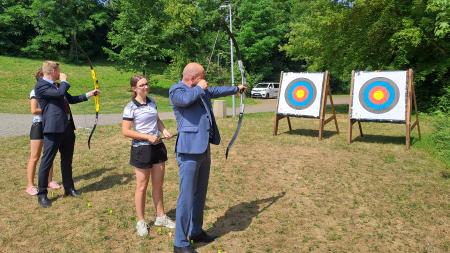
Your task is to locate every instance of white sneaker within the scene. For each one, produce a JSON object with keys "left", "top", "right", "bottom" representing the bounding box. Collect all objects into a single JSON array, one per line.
[
  {"left": 154, "top": 214, "right": 176, "bottom": 229},
  {"left": 136, "top": 220, "right": 149, "bottom": 236}
]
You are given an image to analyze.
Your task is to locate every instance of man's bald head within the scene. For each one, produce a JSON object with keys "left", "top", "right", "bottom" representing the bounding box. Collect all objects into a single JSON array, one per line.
[{"left": 182, "top": 62, "right": 205, "bottom": 85}]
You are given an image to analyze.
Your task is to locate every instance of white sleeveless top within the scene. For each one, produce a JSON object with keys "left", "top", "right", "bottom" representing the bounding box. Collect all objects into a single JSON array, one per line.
[{"left": 29, "top": 89, "right": 42, "bottom": 123}]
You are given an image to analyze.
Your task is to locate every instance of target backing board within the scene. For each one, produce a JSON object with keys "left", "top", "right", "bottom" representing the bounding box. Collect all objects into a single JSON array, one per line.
[
  {"left": 277, "top": 72, "right": 325, "bottom": 118},
  {"left": 351, "top": 71, "right": 407, "bottom": 121}
]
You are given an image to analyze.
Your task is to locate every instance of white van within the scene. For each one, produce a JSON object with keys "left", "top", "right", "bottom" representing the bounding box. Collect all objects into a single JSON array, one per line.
[{"left": 251, "top": 82, "right": 279, "bottom": 99}]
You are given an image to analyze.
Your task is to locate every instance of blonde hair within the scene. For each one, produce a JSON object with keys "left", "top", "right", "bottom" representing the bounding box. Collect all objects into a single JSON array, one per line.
[{"left": 42, "top": 61, "right": 59, "bottom": 75}]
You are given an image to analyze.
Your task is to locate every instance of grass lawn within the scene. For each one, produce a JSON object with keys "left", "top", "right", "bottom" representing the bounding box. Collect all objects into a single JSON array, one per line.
[
  {"left": 0, "top": 112, "right": 448, "bottom": 252},
  {"left": 0, "top": 56, "right": 257, "bottom": 114}
]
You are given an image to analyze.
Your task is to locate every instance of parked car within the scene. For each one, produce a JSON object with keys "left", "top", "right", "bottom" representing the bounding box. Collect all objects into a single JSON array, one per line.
[{"left": 251, "top": 82, "right": 279, "bottom": 99}]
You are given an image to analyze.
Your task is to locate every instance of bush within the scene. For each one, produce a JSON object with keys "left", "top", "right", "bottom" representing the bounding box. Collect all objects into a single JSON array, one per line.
[{"left": 431, "top": 113, "right": 450, "bottom": 168}]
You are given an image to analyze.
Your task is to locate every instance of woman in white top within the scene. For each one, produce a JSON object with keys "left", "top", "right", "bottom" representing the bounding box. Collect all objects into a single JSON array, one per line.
[
  {"left": 122, "top": 75, "right": 175, "bottom": 236},
  {"left": 26, "top": 68, "right": 60, "bottom": 195}
]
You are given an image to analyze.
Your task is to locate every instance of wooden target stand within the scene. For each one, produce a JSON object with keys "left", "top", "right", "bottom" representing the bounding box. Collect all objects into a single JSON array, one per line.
[
  {"left": 347, "top": 69, "right": 421, "bottom": 149},
  {"left": 273, "top": 71, "right": 339, "bottom": 140}
]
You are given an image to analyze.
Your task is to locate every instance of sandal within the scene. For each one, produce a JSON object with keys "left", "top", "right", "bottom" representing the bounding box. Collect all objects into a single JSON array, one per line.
[
  {"left": 26, "top": 186, "right": 38, "bottom": 196},
  {"left": 48, "top": 181, "right": 61, "bottom": 189}
]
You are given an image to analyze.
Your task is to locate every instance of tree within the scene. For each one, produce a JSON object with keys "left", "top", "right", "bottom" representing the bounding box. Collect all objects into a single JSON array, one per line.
[
  {"left": 234, "top": 0, "right": 294, "bottom": 81},
  {"left": 283, "top": 0, "right": 449, "bottom": 110},
  {"left": 0, "top": 0, "right": 34, "bottom": 55},
  {"left": 22, "top": 0, "right": 110, "bottom": 59}
]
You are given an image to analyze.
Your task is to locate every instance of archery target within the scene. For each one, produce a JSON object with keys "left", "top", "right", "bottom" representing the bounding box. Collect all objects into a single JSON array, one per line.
[
  {"left": 351, "top": 71, "right": 407, "bottom": 121},
  {"left": 277, "top": 72, "right": 325, "bottom": 117}
]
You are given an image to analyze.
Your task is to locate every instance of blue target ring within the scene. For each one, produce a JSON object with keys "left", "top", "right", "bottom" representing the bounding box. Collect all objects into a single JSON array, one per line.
[
  {"left": 359, "top": 77, "right": 399, "bottom": 114},
  {"left": 284, "top": 78, "right": 317, "bottom": 110}
]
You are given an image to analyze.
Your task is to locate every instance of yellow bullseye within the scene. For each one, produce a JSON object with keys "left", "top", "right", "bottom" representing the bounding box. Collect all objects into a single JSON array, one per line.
[
  {"left": 296, "top": 89, "right": 305, "bottom": 98},
  {"left": 373, "top": 90, "right": 385, "bottom": 101}
]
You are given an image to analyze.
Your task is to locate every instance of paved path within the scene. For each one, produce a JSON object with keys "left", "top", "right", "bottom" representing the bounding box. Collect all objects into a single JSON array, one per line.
[{"left": 0, "top": 96, "right": 348, "bottom": 137}]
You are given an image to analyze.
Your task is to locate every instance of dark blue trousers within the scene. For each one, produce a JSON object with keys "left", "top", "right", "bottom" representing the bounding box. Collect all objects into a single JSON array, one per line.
[
  {"left": 37, "top": 126, "right": 75, "bottom": 195},
  {"left": 174, "top": 147, "right": 211, "bottom": 247}
]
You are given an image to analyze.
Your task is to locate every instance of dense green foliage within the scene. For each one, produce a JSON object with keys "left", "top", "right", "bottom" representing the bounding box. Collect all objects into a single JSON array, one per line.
[
  {"left": 0, "top": 0, "right": 448, "bottom": 110},
  {"left": 283, "top": 0, "right": 449, "bottom": 111}
]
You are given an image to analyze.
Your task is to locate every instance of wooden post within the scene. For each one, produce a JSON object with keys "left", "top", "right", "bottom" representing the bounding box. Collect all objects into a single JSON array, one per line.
[
  {"left": 328, "top": 86, "right": 340, "bottom": 134},
  {"left": 319, "top": 71, "right": 329, "bottom": 140},
  {"left": 286, "top": 116, "right": 292, "bottom": 131},
  {"left": 318, "top": 71, "right": 339, "bottom": 140},
  {"left": 412, "top": 82, "right": 421, "bottom": 139},
  {"left": 348, "top": 70, "right": 356, "bottom": 144},
  {"left": 273, "top": 72, "right": 284, "bottom": 136},
  {"left": 273, "top": 114, "right": 280, "bottom": 136},
  {"left": 406, "top": 69, "right": 413, "bottom": 149}
]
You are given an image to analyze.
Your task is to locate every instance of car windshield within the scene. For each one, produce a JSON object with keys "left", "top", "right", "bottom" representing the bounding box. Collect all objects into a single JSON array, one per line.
[{"left": 255, "top": 83, "right": 270, "bottom": 88}]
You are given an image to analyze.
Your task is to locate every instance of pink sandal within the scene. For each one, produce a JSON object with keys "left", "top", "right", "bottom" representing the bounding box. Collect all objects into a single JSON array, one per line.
[
  {"left": 26, "top": 186, "right": 38, "bottom": 196},
  {"left": 48, "top": 181, "right": 61, "bottom": 189}
]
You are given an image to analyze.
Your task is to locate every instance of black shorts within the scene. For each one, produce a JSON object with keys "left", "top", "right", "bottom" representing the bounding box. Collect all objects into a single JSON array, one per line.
[
  {"left": 130, "top": 142, "right": 168, "bottom": 169},
  {"left": 30, "top": 122, "right": 44, "bottom": 140}
]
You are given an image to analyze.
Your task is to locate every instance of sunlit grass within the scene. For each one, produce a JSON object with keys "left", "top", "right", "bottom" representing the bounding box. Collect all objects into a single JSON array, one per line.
[
  {"left": 0, "top": 112, "right": 448, "bottom": 252},
  {"left": 0, "top": 55, "right": 257, "bottom": 114}
]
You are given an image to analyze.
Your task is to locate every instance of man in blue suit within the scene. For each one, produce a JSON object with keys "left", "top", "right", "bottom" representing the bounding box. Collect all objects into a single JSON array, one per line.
[
  {"left": 34, "top": 61, "right": 99, "bottom": 208},
  {"left": 170, "top": 62, "right": 245, "bottom": 253}
]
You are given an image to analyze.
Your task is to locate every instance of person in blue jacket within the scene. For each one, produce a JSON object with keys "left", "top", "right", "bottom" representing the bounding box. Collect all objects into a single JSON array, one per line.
[
  {"left": 169, "top": 62, "right": 246, "bottom": 253},
  {"left": 34, "top": 61, "right": 99, "bottom": 208}
]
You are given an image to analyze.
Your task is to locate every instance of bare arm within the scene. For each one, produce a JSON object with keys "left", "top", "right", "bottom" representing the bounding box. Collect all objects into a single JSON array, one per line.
[
  {"left": 30, "top": 98, "right": 42, "bottom": 115},
  {"left": 157, "top": 117, "right": 172, "bottom": 139},
  {"left": 122, "top": 120, "right": 160, "bottom": 143}
]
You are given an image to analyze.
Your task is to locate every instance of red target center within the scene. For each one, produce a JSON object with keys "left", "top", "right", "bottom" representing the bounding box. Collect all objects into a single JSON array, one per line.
[
  {"left": 368, "top": 86, "right": 389, "bottom": 104},
  {"left": 292, "top": 86, "right": 309, "bottom": 102}
]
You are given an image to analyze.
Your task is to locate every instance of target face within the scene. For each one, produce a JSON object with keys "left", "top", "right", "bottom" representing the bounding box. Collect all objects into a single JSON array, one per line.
[
  {"left": 285, "top": 78, "right": 317, "bottom": 110},
  {"left": 351, "top": 71, "right": 407, "bottom": 121},
  {"left": 359, "top": 77, "right": 399, "bottom": 114},
  {"left": 277, "top": 72, "right": 325, "bottom": 117}
]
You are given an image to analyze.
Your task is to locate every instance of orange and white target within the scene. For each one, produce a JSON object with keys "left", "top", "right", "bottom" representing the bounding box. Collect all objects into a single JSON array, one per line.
[
  {"left": 277, "top": 72, "right": 325, "bottom": 117},
  {"left": 351, "top": 71, "right": 407, "bottom": 121}
]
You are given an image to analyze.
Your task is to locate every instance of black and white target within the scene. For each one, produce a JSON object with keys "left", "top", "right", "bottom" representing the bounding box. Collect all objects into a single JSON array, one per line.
[
  {"left": 277, "top": 72, "right": 325, "bottom": 117},
  {"left": 351, "top": 71, "right": 407, "bottom": 121}
]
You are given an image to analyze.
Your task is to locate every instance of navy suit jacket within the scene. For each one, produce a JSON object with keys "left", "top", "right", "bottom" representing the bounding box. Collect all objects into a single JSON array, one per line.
[
  {"left": 34, "top": 78, "right": 87, "bottom": 133},
  {"left": 169, "top": 81, "right": 238, "bottom": 154}
]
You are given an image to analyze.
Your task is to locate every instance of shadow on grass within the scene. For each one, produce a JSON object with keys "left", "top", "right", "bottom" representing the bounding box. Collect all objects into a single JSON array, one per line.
[
  {"left": 197, "top": 191, "right": 286, "bottom": 247},
  {"left": 74, "top": 167, "right": 115, "bottom": 182},
  {"left": 352, "top": 134, "right": 411, "bottom": 145},
  {"left": 80, "top": 173, "right": 134, "bottom": 193},
  {"left": 283, "top": 128, "right": 338, "bottom": 139}
]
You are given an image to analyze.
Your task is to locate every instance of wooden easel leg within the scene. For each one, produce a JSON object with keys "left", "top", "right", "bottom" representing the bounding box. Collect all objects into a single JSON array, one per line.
[
  {"left": 273, "top": 114, "right": 280, "bottom": 136},
  {"left": 357, "top": 121, "right": 363, "bottom": 137},
  {"left": 287, "top": 116, "right": 292, "bottom": 131},
  {"left": 328, "top": 89, "right": 339, "bottom": 134},
  {"left": 413, "top": 88, "right": 421, "bottom": 139},
  {"left": 406, "top": 122, "right": 411, "bottom": 149},
  {"left": 319, "top": 119, "right": 324, "bottom": 140},
  {"left": 406, "top": 68, "right": 413, "bottom": 149},
  {"left": 416, "top": 117, "right": 421, "bottom": 139},
  {"left": 348, "top": 119, "right": 353, "bottom": 144}
]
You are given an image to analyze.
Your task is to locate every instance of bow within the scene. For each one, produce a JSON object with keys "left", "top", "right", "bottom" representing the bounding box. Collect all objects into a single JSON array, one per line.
[
  {"left": 74, "top": 34, "right": 100, "bottom": 149},
  {"left": 220, "top": 19, "right": 247, "bottom": 159}
]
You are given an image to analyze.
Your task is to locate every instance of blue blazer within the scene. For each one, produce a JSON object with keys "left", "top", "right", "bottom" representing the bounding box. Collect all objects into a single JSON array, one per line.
[
  {"left": 34, "top": 78, "right": 88, "bottom": 133},
  {"left": 169, "top": 81, "right": 238, "bottom": 154}
]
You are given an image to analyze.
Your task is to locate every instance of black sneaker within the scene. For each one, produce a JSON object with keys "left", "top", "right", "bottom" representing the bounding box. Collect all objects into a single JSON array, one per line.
[{"left": 189, "top": 230, "right": 217, "bottom": 243}]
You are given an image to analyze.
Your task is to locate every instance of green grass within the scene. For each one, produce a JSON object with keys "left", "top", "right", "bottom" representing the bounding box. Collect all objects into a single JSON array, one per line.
[
  {"left": 0, "top": 112, "right": 449, "bottom": 252},
  {"left": 0, "top": 55, "right": 257, "bottom": 114}
]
